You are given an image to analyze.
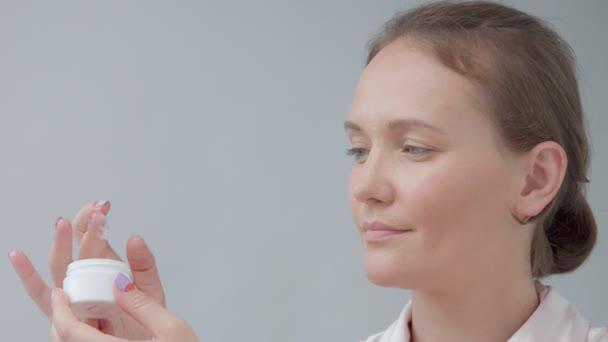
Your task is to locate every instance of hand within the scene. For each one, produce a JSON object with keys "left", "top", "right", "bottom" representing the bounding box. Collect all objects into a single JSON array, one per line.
[
  {"left": 50, "top": 279, "right": 198, "bottom": 342},
  {"left": 9, "top": 200, "right": 166, "bottom": 339}
]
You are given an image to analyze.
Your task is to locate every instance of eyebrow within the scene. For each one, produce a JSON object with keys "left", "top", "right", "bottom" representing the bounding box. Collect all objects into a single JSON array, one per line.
[{"left": 344, "top": 118, "right": 446, "bottom": 135}]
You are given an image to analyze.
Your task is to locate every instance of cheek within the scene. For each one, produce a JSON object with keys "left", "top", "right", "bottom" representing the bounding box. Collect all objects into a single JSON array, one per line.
[
  {"left": 406, "top": 162, "right": 481, "bottom": 223},
  {"left": 399, "top": 154, "right": 513, "bottom": 260}
]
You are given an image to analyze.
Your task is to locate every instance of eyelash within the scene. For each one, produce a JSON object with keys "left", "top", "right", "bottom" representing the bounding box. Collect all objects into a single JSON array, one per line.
[
  {"left": 345, "top": 145, "right": 431, "bottom": 161},
  {"left": 345, "top": 148, "right": 367, "bottom": 160}
]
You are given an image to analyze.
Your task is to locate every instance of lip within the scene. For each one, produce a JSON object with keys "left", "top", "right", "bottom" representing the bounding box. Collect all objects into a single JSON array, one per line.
[{"left": 363, "top": 221, "right": 412, "bottom": 242}]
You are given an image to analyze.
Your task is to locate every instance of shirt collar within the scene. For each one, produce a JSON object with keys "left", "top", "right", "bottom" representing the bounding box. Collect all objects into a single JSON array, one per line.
[
  {"left": 379, "top": 283, "right": 590, "bottom": 342},
  {"left": 508, "top": 283, "right": 590, "bottom": 341}
]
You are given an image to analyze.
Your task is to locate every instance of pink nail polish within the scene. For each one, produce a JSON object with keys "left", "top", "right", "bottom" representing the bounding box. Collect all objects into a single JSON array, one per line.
[{"left": 95, "top": 200, "right": 108, "bottom": 207}]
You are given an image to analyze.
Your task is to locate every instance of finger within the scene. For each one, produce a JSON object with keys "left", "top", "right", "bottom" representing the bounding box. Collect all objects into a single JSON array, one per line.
[
  {"left": 50, "top": 319, "right": 96, "bottom": 342},
  {"left": 50, "top": 218, "right": 73, "bottom": 288},
  {"left": 113, "top": 274, "right": 186, "bottom": 337},
  {"left": 73, "top": 200, "right": 111, "bottom": 245},
  {"left": 51, "top": 322, "right": 61, "bottom": 342},
  {"left": 51, "top": 288, "right": 125, "bottom": 342},
  {"left": 9, "top": 250, "right": 52, "bottom": 318},
  {"left": 77, "top": 212, "right": 120, "bottom": 260},
  {"left": 126, "top": 235, "right": 166, "bottom": 306}
]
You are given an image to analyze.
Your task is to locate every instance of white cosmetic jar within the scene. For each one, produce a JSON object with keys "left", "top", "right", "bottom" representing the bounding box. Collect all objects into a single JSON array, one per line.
[{"left": 62, "top": 258, "right": 132, "bottom": 319}]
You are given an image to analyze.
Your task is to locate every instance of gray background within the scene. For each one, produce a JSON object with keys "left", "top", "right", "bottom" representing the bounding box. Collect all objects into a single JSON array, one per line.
[{"left": 1, "top": 0, "right": 605, "bottom": 340}]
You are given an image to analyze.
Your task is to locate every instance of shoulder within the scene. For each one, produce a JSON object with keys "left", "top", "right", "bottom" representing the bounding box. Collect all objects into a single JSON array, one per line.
[
  {"left": 513, "top": 283, "right": 607, "bottom": 342},
  {"left": 588, "top": 327, "right": 608, "bottom": 342}
]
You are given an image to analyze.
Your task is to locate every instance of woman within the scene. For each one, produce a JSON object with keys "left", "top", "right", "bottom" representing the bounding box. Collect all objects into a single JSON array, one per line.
[{"left": 9, "top": 1, "right": 607, "bottom": 341}]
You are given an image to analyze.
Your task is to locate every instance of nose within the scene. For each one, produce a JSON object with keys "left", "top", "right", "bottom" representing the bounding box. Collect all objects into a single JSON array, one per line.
[{"left": 350, "top": 151, "right": 395, "bottom": 206}]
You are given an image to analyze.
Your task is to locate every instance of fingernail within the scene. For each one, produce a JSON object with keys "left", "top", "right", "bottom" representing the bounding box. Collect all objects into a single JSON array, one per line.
[
  {"left": 95, "top": 200, "right": 109, "bottom": 207},
  {"left": 51, "top": 289, "right": 55, "bottom": 301},
  {"left": 115, "top": 273, "right": 135, "bottom": 293},
  {"left": 55, "top": 217, "right": 62, "bottom": 228}
]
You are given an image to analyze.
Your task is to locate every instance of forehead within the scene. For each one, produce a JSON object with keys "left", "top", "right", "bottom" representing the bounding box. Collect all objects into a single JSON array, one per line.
[{"left": 348, "top": 39, "right": 490, "bottom": 133}]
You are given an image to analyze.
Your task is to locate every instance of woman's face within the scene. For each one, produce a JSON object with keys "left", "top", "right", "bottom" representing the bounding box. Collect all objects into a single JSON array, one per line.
[{"left": 346, "top": 40, "right": 530, "bottom": 290}]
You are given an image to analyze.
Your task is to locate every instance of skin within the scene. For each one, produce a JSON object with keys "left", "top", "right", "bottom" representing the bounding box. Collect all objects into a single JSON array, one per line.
[
  {"left": 10, "top": 37, "right": 567, "bottom": 341},
  {"left": 49, "top": 286, "right": 197, "bottom": 341},
  {"left": 346, "top": 38, "right": 567, "bottom": 341},
  {"left": 9, "top": 201, "right": 197, "bottom": 341}
]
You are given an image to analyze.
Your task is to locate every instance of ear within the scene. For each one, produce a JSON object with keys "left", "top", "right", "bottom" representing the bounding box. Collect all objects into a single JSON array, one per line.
[{"left": 515, "top": 141, "right": 568, "bottom": 219}]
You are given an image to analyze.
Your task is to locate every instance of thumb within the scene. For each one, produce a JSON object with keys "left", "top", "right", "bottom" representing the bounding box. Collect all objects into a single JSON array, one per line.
[
  {"left": 113, "top": 273, "right": 184, "bottom": 337},
  {"left": 126, "top": 235, "right": 166, "bottom": 306}
]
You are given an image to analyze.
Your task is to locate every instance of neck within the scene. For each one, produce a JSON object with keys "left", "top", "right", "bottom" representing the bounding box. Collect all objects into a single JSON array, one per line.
[{"left": 409, "top": 273, "right": 540, "bottom": 342}]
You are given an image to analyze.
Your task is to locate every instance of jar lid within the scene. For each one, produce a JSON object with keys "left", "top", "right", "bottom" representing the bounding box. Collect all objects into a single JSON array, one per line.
[{"left": 66, "top": 258, "right": 131, "bottom": 277}]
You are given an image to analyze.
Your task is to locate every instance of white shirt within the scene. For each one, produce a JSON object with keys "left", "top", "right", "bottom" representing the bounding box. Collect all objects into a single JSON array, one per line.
[{"left": 361, "top": 284, "right": 608, "bottom": 342}]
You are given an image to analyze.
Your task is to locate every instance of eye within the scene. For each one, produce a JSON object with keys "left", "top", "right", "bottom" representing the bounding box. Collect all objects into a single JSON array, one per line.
[
  {"left": 345, "top": 147, "right": 368, "bottom": 161},
  {"left": 402, "top": 145, "right": 431, "bottom": 158}
]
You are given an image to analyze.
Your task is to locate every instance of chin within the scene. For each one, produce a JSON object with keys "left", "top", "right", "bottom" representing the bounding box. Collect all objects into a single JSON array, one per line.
[{"left": 363, "top": 246, "right": 418, "bottom": 289}]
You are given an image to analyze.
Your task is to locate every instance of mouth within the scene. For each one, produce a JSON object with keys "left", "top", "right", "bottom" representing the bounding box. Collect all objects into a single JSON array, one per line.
[{"left": 362, "top": 221, "right": 413, "bottom": 242}]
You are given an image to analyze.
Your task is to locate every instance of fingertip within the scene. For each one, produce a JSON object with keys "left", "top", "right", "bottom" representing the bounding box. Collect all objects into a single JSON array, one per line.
[
  {"left": 127, "top": 235, "right": 147, "bottom": 248},
  {"left": 8, "top": 250, "right": 28, "bottom": 269},
  {"left": 127, "top": 236, "right": 156, "bottom": 267},
  {"left": 84, "top": 200, "right": 111, "bottom": 221},
  {"left": 92, "top": 200, "right": 111, "bottom": 215},
  {"left": 8, "top": 249, "right": 18, "bottom": 261},
  {"left": 114, "top": 272, "right": 136, "bottom": 293},
  {"left": 131, "top": 234, "right": 144, "bottom": 242},
  {"left": 8, "top": 249, "right": 34, "bottom": 280},
  {"left": 95, "top": 200, "right": 108, "bottom": 207},
  {"left": 55, "top": 217, "right": 70, "bottom": 234},
  {"left": 54, "top": 220, "right": 72, "bottom": 236},
  {"left": 90, "top": 199, "right": 108, "bottom": 207},
  {"left": 8, "top": 250, "right": 20, "bottom": 268},
  {"left": 112, "top": 274, "right": 137, "bottom": 306},
  {"left": 127, "top": 235, "right": 153, "bottom": 254}
]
